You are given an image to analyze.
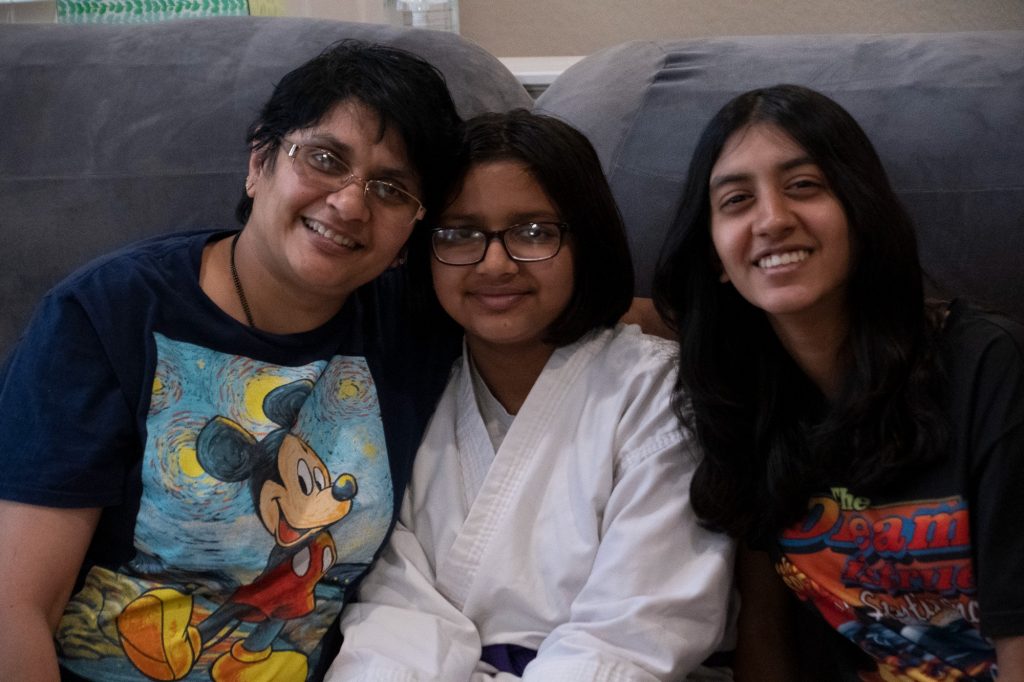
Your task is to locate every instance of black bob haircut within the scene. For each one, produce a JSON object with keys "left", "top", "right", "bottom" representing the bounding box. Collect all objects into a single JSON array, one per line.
[
  {"left": 235, "top": 39, "right": 461, "bottom": 226},
  {"left": 409, "top": 109, "right": 635, "bottom": 347}
]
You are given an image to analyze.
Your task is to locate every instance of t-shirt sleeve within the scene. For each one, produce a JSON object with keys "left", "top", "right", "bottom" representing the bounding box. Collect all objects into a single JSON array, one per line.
[
  {"left": 0, "top": 289, "right": 137, "bottom": 508},
  {"left": 965, "top": 316, "right": 1024, "bottom": 638}
]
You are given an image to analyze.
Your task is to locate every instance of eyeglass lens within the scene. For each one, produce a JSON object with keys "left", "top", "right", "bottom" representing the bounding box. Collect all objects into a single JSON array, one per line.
[
  {"left": 433, "top": 223, "right": 565, "bottom": 265},
  {"left": 288, "top": 144, "right": 422, "bottom": 224}
]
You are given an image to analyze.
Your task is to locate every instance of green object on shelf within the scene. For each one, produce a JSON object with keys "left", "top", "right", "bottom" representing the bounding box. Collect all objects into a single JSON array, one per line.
[{"left": 57, "top": 0, "right": 249, "bottom": 23}]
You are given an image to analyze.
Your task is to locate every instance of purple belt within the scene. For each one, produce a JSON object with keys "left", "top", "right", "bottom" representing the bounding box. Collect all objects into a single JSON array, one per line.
[{"left": 481, "top": 643, "right": 538, "bottom": 675}]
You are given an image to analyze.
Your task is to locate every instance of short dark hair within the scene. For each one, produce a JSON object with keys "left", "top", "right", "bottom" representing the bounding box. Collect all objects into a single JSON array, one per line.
[
  {"left": 410, "top": 109, "right": 634, "bottom": 346},
  {"left": 653, "top": 85, "right": 945, "bottom": 537},
  {"left": 235, "top": 39, "right": 461, "bottom": 225}
]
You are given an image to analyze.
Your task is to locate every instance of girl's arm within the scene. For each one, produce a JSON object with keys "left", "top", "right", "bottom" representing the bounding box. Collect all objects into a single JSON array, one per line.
[
  {"left": 995, "top": 637, "right": 1024, "bottom": 681},
  {"left": 0, "top": 500, "right": 100, "bottom": 682},
  {"left": 733, "top": 544, "right": 799, "bottom": 682}
]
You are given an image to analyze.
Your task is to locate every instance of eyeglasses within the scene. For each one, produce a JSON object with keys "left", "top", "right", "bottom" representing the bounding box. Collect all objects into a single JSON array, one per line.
[
  {"left": 284, "top": 140, "right": 425, "bottom": 226},
  {"left": 431, "top": 222, "right": 570, "bottom": 266}
]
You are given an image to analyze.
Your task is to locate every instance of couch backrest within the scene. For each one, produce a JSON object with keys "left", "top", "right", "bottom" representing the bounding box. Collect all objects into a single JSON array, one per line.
[
  {"left": 0, "top": 16, "right": 533, "bottom": 357},
  {"left": 536, "top": 31, "right": 1024, "bottom": 321}
]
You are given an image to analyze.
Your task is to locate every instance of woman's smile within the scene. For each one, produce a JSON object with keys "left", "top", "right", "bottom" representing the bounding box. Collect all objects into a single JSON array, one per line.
[{"left": 710, "top": 123, "right": 851, "bottom": 330}]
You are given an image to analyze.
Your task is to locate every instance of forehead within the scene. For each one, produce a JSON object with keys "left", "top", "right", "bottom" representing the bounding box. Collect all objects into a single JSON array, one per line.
[
  {"left": 443, "top": 160, "right": 557, "bottom": 219},
  {"left": 713, "top": 123, "right": 809, "bottom": 173}
]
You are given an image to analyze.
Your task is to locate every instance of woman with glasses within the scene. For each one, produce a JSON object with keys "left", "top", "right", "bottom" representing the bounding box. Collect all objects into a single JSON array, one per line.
[
  {"left": 652, "top": 85, "right": 1024, "bottom": 680},
  {"left": 329, "top": 110, "right": 734, "bottom": 681},
  {"left": 0, "top": 41, "right": 462, "bottom": 681}
]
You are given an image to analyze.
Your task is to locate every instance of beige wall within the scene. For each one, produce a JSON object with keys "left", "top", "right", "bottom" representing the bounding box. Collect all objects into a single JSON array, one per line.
[
  {"left": 6, "top": 0, "right": 1021, "bottom": 59},
  {"left": 459, "top": 0, "right": 1024, "bottom": 57}
]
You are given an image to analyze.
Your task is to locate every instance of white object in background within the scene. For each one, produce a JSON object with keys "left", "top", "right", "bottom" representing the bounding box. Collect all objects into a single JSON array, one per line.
[
  {"left": 498, "top": 56, "right": 584, "bottom": 98},
  {"left": 392, "top": 0, "right": 458, "bottom": 33}
]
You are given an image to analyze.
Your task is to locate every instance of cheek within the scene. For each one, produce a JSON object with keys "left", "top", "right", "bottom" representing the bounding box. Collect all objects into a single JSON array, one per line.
[
  {"left": 430, "top": 261, "right": 462, "bottom": 316},
  {"left": 536, "top": 249, "right": 575, "bottom": 321},
  {"left": 709, "top": 222, "right": 734, "bottom": 266}
]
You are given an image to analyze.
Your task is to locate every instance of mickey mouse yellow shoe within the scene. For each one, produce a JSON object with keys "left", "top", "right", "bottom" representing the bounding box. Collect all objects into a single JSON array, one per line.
[
  {"left": 210, "top": 640, "right": 308, "bottom": 682},
  {"left": 116, "top": 588, "right": 202, "bottom": 681}
]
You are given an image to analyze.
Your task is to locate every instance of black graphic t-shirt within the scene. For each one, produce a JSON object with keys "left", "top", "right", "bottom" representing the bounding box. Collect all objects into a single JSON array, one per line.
[
  {"left": 773, "top": 301, "right": 1024, "bottom": 681},
  {"left": 0, "top": 230, "right": 458, "bottom": 681}
]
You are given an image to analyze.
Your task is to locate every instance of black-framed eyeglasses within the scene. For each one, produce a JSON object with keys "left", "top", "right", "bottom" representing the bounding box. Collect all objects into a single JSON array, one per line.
[
  {"left": 284, "top": 140, "right": 425, "bottom": 226},
  {"left": 431, "top": 222, "right": 571, "bottom": 266}
]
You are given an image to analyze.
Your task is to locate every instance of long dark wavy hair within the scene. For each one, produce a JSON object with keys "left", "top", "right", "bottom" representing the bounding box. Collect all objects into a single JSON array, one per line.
[{"left": 652, "top": 85, "right": 947, "bottom": 539}]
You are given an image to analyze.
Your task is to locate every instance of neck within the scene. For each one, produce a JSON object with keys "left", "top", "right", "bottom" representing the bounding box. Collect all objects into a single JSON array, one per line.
[
  {"left": 768, "top": 309, "right": 848, "bottom": 399},
  {"left": 466, "top": 336, "right": 556, "bottom": 414},
  {"left": 200, "top": 232, "right": 347, "bottom": 334}
]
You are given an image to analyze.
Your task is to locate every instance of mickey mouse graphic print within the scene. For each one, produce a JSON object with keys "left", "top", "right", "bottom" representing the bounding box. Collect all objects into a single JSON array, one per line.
[{"left": 58, "top": 336, "right": 393, "bottom": 681}]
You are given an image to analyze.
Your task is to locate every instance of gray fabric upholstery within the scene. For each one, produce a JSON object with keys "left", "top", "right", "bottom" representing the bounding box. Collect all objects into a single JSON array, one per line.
[
  {"left": 2, "top": 25, "right": 1021, "bottom": 358},
  {"left": 0, "top": 16, "right": 532, "bottom": 357},
  {"left": 535, "top": 32, "right": 1024, "bottom": 319}
]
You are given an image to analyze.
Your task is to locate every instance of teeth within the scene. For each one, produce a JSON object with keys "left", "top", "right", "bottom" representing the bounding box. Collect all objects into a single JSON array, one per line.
[
  {"left": 304, "top": 218, "right": 359, "bottom": 249},
  {"left": 757, "top": 250, "right": 809, "bottom": 269}
]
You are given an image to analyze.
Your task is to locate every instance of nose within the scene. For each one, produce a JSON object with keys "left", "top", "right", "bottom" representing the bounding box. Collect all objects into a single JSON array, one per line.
[
  {"left": 475, "top": 236, "right": 518, "bottom": 275},
  {"left": 324, "top": 179, "right": 372, "bottom": 223},
  {"left": 753, "top": 190, "right": 795, "bottom": 237},
  {"left": 332, "top": 473, "right": 358, "bottom": 502}
]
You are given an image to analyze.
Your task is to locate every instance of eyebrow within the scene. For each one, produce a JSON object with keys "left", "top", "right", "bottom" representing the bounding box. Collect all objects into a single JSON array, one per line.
[
  {"left": 299, "top": 133, "right": 419, "bottom": 184},
  {"left": 709, "top": 155, "right": 818, "bottom": 191}
]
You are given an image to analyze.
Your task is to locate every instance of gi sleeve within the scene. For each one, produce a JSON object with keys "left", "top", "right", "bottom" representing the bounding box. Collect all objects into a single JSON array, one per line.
[
  {"left": 327, "top": 502, "right": 483, "bottom": 681},
  {"left": 521, "top": 429, "right": 736, "bottom": 681}
]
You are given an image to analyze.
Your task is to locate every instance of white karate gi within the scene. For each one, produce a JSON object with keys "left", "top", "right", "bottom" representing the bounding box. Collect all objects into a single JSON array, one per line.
[{"left": 329, "top": 325, "right": 734, "bottom": 681}]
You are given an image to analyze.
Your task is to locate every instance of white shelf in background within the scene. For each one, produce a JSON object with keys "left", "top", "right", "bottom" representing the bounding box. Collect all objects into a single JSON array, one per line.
[{"left": 499, "top": 56, "right": 584, "bottom": 97}]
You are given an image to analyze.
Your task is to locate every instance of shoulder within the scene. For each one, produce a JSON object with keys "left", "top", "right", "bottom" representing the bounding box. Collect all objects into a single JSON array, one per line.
[
  {"left": 940, "top": 300, "right": 1024, "bottom": 442},
  {"left": 55, "top": 229, "right": 219, "bottom": 301},
  {"left": 588, "top": 323, "right": 678, "bottom": 375},
  {"left": 14, "top": 230, "right": 225, "bottom": 367},
  {"left": 942, "top": 300, "right": 1024, "bottom": 370},
  {"left": 577, "top": 325, "right": 686, "bottom": 460}
]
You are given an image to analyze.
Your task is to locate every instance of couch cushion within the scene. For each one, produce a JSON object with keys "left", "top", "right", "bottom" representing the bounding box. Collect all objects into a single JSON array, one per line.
[
  {"left": 536, "top": 31, "right": 1024, "bottom": 321},
  {"left": 0, "top": 16, "right": 532, "bottom": 357}
]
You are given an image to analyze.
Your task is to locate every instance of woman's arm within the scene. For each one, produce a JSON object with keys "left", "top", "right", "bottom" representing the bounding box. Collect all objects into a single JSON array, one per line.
[
  {"left": 995, "top": 636, "right": 1024, "bottom": 682},
  {"left": 0, "top": 500, "right": 100, "bottom": 682},
  {"left": 733, "top": 544, "right": 799, "bottom": 682}
]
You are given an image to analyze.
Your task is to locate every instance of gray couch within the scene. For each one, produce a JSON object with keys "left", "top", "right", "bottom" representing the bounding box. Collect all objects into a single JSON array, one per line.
[
  {"left": 536, "top": 32, "right": 1024, "bottom": 312},
  {"left": 0, "top": 17, "right": 533, "bottom": 357},
  {"left": 1, "top": 19, "right": 1021, "bottom": 361}
]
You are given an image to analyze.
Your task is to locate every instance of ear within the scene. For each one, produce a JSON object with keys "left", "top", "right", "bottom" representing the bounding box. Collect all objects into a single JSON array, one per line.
[
  {"left": 719, "top": 269, "right": 730, "bottom": 283},
  {"left": 389, "top": 246, "right": 408, "bottom": 269},
  {"left": 264, "top": 379, "right": 314, "bottom": 428},
  {"left": 247, "top": 148, "right": 268, "bottom": 195},
  {"left": 196, "top": 416, "right": 258, "bottom": 482}
]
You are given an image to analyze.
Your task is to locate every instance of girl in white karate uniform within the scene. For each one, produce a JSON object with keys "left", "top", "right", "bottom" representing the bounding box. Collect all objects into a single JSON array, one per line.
[{"left": 328, "top": 110, "right": 735, "bottom": 681}]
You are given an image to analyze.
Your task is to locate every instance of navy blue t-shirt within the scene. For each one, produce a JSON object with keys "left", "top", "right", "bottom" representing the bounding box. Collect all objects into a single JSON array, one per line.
[{"left": 0, "top": 230, "right": 458, "bottom": 681}]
